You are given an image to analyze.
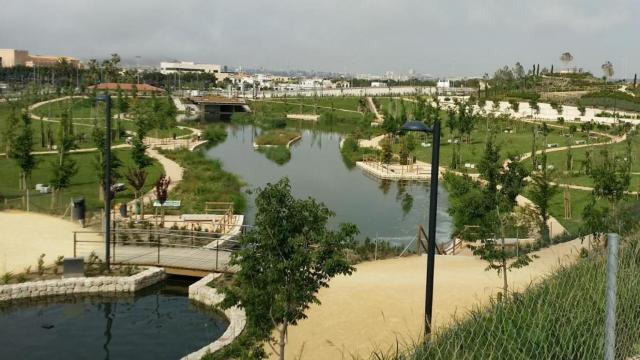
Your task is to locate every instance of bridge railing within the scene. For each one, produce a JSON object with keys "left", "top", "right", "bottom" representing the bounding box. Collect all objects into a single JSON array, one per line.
[{"left": 72, "top": 227, "right": 247, "bottom": 273}]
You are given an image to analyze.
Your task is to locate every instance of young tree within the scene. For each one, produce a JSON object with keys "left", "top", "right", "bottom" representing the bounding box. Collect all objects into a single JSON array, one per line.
[
  {"left": 528, "top": 153, "right": 559, "bottom": 242},
  {"left": 92, "top": 125, "right": 122, "bottom": 201},
  {"left": 10, "top": 112, "right": 37, "bottom": 205},
  {"left": 2, "top": 105, "right": 20, "bottom": 158},
  {"left": 50, "top": 112, "right": 78, "bottom": 209},
  {"left": 601, "top": 61, "right": 614, "bottom": 84},
  {"left": 154, "top": 174, "right": 171, "bottom": 226},
  {"left": 591, "top": 148, "right": 630, "bottom": 230},
  {"left": 219, "top": 178, "right": 358, "bottom": 360},
  {"left": 125, "top": 167, "right": 148, "bottom": 220}
]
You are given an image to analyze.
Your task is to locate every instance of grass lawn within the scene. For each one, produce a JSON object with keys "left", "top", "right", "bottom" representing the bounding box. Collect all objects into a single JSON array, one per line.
[
  {"left": 30, "top": 97, "right": 157, "bottom": 119},
  {"left": 0, "top": 149, "right": 163, "bottom": 215},
  {"left": 255, "top": 129, "right": 300, "bottom": 146},
  {"left": 529, "top": 133, "right": 640, "bottom": 190},
  {"left": 397, "top": 116, "right": 604, "bottom": 173},
  {"left": 273, "top": 96, "right": 364, "bottom": 111}
]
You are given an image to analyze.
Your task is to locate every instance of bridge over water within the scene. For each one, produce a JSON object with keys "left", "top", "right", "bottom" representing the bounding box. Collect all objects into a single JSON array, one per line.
[{"left": 73, "top": 227, "right": 244, "bottom": 277}]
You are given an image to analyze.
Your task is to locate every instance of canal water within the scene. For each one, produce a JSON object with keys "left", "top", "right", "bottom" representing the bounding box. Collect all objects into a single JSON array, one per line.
[
  {"left": 0, "top": 279, "right": 228, "bottom": 360},
  {"left": 205, "top": 125, "right": 453, "bottom": 247}
]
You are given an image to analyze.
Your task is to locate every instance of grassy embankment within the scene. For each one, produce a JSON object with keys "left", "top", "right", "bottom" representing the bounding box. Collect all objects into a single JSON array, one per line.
[
  {"left": 160, "top": 149, "right": 245, "bottom": 214},
  {"left": 388, "top": 233, "right": 640, "bottom": 360}
]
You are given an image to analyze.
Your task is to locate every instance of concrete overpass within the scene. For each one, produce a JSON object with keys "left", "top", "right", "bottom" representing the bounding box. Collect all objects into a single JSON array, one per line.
[{"left": 189, "top": 96, "right": 251, "bottom": 121}]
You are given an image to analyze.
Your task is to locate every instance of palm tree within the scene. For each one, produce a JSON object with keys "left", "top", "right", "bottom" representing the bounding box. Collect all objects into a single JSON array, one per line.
[
  {"left": 601, "top": 61, "right": 614, "bottom": 84},
  {"left": 560, "top": 52, "right": 574, "bottom": 70}
]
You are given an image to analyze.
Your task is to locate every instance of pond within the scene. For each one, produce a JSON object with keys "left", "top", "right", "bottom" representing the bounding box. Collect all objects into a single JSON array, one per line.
[
  {"left": 0, "top": 278, "right": 228, "bottom": 360},
  {"left": 205, "top": 125, "right": 453, "bottom": 246}
]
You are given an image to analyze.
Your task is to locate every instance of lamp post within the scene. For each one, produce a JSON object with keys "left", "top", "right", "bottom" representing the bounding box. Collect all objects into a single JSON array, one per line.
[
  {"left": 96, "top": 94, "right": 112, "bottom": 272},
  {"left": 400, "top": 119, "right": 441, "bottom": 338}
]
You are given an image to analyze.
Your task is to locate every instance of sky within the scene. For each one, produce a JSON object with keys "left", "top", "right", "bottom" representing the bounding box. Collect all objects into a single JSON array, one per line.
[{"left": 1, "top": 0, "right": 638, "bottom": 78}]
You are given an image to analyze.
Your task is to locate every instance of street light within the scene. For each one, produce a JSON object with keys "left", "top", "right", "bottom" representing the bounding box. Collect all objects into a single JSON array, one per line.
[
  {"left": 400, "top": 119, "right": 441, "bottom": 338},
  {"left": 95, "top": 94, "right": 112, "bottom": 272}
]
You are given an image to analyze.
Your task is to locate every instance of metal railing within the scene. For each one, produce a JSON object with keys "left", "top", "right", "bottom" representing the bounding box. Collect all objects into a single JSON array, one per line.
[{"left": 72, "top": 227, "right": 247, "bottom": 273}]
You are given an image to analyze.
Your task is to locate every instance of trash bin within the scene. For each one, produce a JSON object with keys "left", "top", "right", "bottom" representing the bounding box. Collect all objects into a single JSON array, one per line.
[
  {"left": 72, "top": 198, "right": 85, "bottom": 221},
  {"left": 135, "top": 200, "right": 141, "bottom": 215},
  {"left": 119, "top": 203, "right": 127, "bottom": 218}
]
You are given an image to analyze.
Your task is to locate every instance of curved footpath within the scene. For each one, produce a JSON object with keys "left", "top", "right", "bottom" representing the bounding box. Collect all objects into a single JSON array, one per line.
[{"left": 270, "top": 237, "right": 589, "bottom": 360}]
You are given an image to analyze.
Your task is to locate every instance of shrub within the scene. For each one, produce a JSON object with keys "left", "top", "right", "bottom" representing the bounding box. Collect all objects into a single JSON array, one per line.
[{"left": 202, "top": 124, "right": 227, "bottom": 146}]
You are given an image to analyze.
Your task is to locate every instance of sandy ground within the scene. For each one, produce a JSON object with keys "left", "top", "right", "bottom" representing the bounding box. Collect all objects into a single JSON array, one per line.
[
  {"left": 0, "top": 210, "right": 101, "bottom": 274},
  {"left": 269, "top": 238, "right": 588, "bottom": 360}
]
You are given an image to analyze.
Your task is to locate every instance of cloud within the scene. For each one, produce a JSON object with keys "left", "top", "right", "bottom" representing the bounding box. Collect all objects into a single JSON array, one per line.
[{"left": 0, "top": 0, "right": 638, "bottom": 76}]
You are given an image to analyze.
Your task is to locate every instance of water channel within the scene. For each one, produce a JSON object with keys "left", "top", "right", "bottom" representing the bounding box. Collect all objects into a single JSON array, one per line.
[
  {"left": 0, "top": 278, "right": 228, "bottom": 360},
  {"left": 205, "top": 125, "right": 453, "bottom": 246}
]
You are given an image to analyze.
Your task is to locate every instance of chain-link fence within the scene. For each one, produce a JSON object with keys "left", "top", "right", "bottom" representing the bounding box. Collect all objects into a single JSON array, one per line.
[{"left": 375, "top": 233, "right": 640, "bottom": 360}]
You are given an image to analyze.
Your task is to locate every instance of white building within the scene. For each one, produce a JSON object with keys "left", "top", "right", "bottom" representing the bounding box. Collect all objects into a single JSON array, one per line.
[
  {"left": 160, "top": 61, "right": 221, "bottom": 75},
  {"left": 371, "top": 81, "right": 387, "bottom": 88},
  {"left": 436, "top": 80, "right": 451, "bottom": 89}
]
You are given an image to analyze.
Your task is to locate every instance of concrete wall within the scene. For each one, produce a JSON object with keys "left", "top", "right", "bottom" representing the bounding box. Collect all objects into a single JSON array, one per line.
[
  {"left": 0, "top": 267, "right": 165, "bottom": 302},
  {"left": 182, "top": 273, "right": 247, "bottom": 360}
]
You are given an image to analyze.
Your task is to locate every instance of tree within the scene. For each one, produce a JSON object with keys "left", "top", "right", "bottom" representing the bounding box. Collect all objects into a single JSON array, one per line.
[
  {"left": 2, "top": 105, "right": 20, "bottom": 158},
  {"left": 560, "top": 52, "right": 574, "bottom": 68},
  {"left": 591, "top": 148, "right": 630, "bottom": 230},
  {"left": 154, "top": 174, "right": 171, "bottom": 226},
  {"left": 10, "top": 112, "right": 37, "bottom": 205},
  {"left": 219, "top": 178, "right": 357, "bottom": 360},
  {"left": 50, "top": 112, "right": 78, "bottom": 209},
  {"left": 381, "top": 138, "right": 393, "bottom": 164},
  {"left": 601, "top": 61, "right": 614, "bottom": 83},
  {"left": 92, "top": 125, "right": 122, "bottom": 201},
  {"left": 125, "top": 167, "right": 147, "bottom": 219},
  {"left": 528, "top": 153, "right": 558, "bottom": 242}
]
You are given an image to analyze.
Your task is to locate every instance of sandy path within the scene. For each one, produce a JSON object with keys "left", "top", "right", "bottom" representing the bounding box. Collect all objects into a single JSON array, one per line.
[
  {"left": 270, "top": 238, "right": 587, "bottom": 360},
  {"left": 0, "top": 211, "right": 102, "bottom": 274}
]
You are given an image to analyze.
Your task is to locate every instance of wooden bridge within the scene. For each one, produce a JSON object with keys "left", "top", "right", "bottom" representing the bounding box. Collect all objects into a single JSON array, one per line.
[{"left": 73, "top": 226, "right": 245, "bottom": 277}]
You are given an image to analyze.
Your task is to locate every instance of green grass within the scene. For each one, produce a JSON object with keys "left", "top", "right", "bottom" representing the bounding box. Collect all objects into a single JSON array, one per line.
[
  {"left": 396, "top": 234, "right": 640, "bottom": 360},
  {"left": 257, "top": 145, "right": 291, "bottom": 165},
  {"left": 30, "top": 97, "right": 157, "bottom": 119},
  {"left": 530, "top": 134, "right": 640, "bottom": 190},
  {"left": 160, "top": 149, "right": 245, "bottom": 214},
  {"left": 0, "top": 149, "right": 163, "bottom": 215},
  {"left": 397, "top": 117, "right": 604, "bottom": 173},
  {"left": 255, "top": 129, "right": 300, "bottom": 146}
]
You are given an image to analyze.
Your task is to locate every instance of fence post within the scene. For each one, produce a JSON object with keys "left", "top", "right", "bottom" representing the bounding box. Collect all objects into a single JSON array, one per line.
[
  {"left": 73, "top": 232, "right": 77, "bottom": 257},
  {"left": 157, "top": 236, "right": 161, "bottom": 265},
  {"left": 604, "top": 233, "right": 619, "bottom": 360},
  {"left": 216, "top": 240, "right": 219, "bottom": 271}
]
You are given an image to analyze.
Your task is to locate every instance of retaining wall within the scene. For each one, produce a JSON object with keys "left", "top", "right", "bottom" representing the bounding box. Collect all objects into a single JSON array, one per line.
[
  {"left": 182, "top": 273, "right": 246, "bottom": 360},
  {"left": 0, "top": 267, "right": 165, "bottom": 302}
]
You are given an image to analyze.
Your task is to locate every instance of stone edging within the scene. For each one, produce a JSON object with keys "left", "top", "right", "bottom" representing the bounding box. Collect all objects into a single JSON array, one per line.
[
  {"left": 0, "top": 267, "right": 165, "bottom": 302},
  {"left": 182, "top": 273, "right": 247, "bottom": 360}
]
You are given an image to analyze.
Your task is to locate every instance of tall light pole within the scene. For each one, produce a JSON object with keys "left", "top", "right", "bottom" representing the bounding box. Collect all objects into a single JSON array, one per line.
[
  {"left": 96, "top": 94, "right": 112, "bottom": 272},
  {"left": 400, "top": 119, "right": 441, "bottom": 338}
]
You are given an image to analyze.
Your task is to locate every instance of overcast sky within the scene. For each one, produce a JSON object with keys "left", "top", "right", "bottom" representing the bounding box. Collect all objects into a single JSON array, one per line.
[{"left": 1, "top": 0, "right": 638, "bottom": 77}]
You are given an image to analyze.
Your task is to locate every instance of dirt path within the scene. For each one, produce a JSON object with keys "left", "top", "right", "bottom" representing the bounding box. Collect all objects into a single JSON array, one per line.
[
  {"left": 366, "top": 97, "right": 384, "bottom": 123},
  {"left": 0, "top": 211, "right": 102, "bottom": 274},
  {"left": 271, "top": 238, "right": 588, "bottom": 360}
]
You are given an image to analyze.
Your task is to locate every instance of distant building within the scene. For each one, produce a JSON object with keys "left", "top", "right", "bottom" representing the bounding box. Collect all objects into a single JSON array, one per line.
[
  {"left": 88, "top": 82, "right": 165, "bottom": 94},
  {"left": 371, "top": 81, "right": 387, "bottom": 88},
  {"left": 160, "top": 61, "right": 221, "bottom": 75},
  {"left": 560, "top": 67, "right": 584, "bottom": 74},
  {"left": 0, "top": 49, "right": 80, "bottom": 68},
  {"left": 436, "top": 80, "right": 451, "bottom": 89}
]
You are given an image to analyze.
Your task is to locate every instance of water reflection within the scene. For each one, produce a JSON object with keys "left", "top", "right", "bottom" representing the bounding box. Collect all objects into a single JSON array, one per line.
[
  {"left": 205, "top": 125, "right": 453, "bottom": 246},
  {"left": 0, "top": 281, "right": 228, "bottom": 360}
]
